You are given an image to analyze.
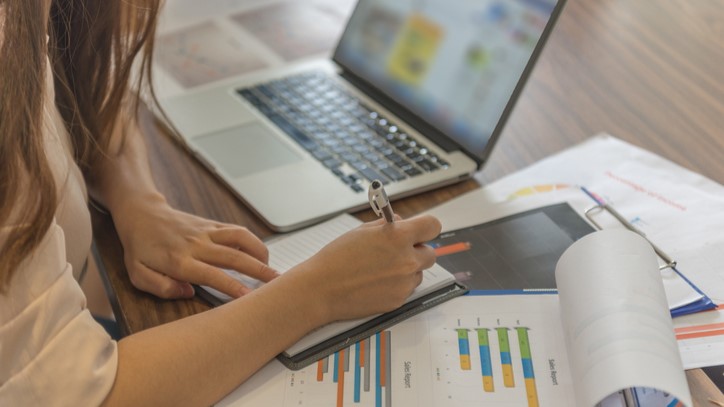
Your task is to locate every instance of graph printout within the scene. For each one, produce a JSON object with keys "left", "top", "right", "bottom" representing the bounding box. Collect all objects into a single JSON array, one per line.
[
  {"left": 218, "top": 230, "right": 691, "bottom": 406},
  {"left": 218, "top": 295, "right": 577, "bottom": 406}
]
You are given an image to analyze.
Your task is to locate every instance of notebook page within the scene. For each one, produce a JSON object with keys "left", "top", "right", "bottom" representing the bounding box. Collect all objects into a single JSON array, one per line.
[
  {"left": 267, "top": 213, "right": 363, "bottom": 272},
  {"left": 200, "top": 214, "right": 361, "bottom": 301}
]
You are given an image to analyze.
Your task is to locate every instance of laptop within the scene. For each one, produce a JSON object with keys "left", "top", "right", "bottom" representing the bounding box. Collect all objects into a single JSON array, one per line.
[{"left": 160, "top": 0, "right": 567, "bottom": 232}]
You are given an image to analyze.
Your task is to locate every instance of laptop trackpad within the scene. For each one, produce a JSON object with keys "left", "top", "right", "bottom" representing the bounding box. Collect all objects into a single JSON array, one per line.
[{"left": 192, "top": 123, "right": 302, "bottom": 178}]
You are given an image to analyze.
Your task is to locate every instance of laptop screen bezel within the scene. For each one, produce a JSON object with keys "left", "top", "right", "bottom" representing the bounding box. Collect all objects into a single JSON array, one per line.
[{"left": 332, "top": 0, "right": 568, "bottom": 169}]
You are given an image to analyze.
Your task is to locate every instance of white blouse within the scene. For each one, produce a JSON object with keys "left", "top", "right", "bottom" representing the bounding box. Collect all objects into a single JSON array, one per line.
[{"left": 0, "top": 24, "right": 118, "bottom": 406}]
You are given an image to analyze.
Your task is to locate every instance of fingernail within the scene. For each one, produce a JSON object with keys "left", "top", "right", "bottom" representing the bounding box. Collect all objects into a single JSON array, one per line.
[
  {"left": 262, "top": 264, "right": 281, "bottom": 279},
  {"left": 237, "top": 286, "right": 252, "bottom": 297},
  {"left": 182, "top": 284, "right": 195, "bottom": 298}
]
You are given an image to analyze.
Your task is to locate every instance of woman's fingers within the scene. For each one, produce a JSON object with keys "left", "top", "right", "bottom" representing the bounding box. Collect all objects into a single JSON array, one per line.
[
  {"left": 209, "top": 227, "right": 269, "bottom": 263},
  {"left": 196, "top": 244, "right": 279, "bottom": 283},
  {"left": 127, "top": 261, "right": 195, "bottom": 299},
  {"left": 414, "top": 242, "right": 438, "bottom": 271},
  {"left": 186, "top": 259, "right": 254, "bottom": 298},
  {"left": 402, "top": 214, "right": 442, "bottom": 244}
]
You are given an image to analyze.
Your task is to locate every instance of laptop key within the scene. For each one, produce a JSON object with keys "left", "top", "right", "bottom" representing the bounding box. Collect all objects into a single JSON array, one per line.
[
  {"left": 348, "top": 173, "right": 361, "bottom": 183},
  {"left": 349, "top": 160, "right": 368, "bottom": 172},
  {"left": 404, "top": 167, "right": 423, "bottom": 177},
  {"left": 381, "top": 166, "right": 406, "bottom": 181},
  {"left": 322, "top": 158, "right": 342, "bottom": 169},
  {"left": 417, "top": 159, "right": 439, "bottom": 172},
  {"left": 406, "top": 152, "right": 423, "bottom": 162},
  {"left": 365, "top": 155, "right": 389, "bottom": 168},
  {"left": 331, "top": 145, "right": 348, "bottom": 154},
  {"left": 266, "top": 113, "right": 318, "bottom": 151},
  {"left": 312, "top": 149, "right": 332, "bottom": 161},
  {"left": 340, "top": 175, "right": 355, "bottom": 185},
  {"left": 341, "top": 152, "right": 359, "bottom": 163},
  {"left": 353, "top": 145, "right": 372, "bottom": 155},
  {"left": 358, "top": 167, "right": 388, "bottom": 184},
  {"left": 384, "top": 151, "right": 404, "bottom": 162}
]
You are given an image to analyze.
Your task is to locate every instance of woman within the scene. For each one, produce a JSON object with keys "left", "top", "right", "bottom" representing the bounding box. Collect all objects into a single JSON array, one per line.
[{"left": 0, "top": 0, "right": 441, "bottom": 405}]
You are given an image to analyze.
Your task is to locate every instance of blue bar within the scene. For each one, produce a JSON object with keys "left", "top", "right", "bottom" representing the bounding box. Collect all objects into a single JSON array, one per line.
[
  {"left": 333, "top": 351, "right": 340, "bottom": 383},
  {"left": 376, "top": 333, "right": 382, "bottom": 407},
  {"left": 480, "top": 345, "right": 493, "bottom": 376},
  {"left": 354, "top": 342, "right": 361, "bottom": 402},
  {"left": 500, "top": 351, "right": 512, "bottom": 365},
  {"left": 458, "top": 337, "right": 470, "bottom": 355},
  {"left": 522, "top": 358, "right": 535, "bottom": 379},
  {"left": 666, "top": 399, "right": 679, "bottom": 407}
]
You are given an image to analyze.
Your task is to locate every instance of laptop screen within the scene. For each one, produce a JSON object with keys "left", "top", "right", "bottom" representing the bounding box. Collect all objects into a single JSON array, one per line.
[{"left": 334, "top": 0, "right": 562, "bottom": 161}]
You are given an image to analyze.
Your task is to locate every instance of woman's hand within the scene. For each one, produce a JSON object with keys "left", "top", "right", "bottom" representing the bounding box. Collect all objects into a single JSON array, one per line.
[
  {"left": 112, "top": 195, "right": 279, "bottom": 299},
  {"left": 283, "top": 214, "right": 442, "bottom": 325}
]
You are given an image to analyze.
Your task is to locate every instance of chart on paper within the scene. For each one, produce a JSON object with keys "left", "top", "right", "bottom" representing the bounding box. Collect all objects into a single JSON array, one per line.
[
  {"left": 259, "top": 295, "right": 575, "bottom": 407},
  {"left": 284, "top": 331, "right": 396, "bottom": 407},
  {"left": 425, "top": 306, "right": 573, "bottom": 407}
]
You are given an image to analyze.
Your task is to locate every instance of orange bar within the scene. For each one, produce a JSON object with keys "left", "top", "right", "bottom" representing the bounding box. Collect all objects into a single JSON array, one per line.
[
  {"left": 337, "top": 349, "right": 345, "bottom": 407},
  {"left": 317, "top": 359, "right": 324, "bottom": 382},
  {"left": 434, "top": 242, "right": 471, "bottom": 257},
  {"left": 379, "top": 331, "right": 387, "bottom": 387},
  {"left": 360, "top": 340, "right": 365, "bottom": 367},
  {"left": 675, "top": 322, "right": 724, "bottom": 334},
  {"left": 676, "top": 328, "right": 724, "bottom": 341}
]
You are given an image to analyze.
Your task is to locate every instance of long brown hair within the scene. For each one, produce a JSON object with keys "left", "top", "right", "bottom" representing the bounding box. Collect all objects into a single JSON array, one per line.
[{"left": 0, "top": 0, "right": 161, "bottom": 290}]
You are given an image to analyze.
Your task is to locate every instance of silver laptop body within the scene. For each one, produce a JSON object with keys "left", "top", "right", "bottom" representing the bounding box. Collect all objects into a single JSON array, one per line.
[{"left": 160, "top": 0, "right": 566, "bottom": 232}]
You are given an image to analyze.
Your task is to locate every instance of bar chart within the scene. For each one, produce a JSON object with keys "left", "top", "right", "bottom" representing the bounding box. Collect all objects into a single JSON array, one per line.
[
  {"left": 447, "top": 325, "right": 539, "bottom": 406},
  {"left": 284, "top": 331, "right": 398, "bottom": 407},
  {"left": 426, "top": 300, "right": 573, "bottom": 407},
  {"left": 283, "top": 317, "right": 560, "bottom": 407},
  {"left": 220, "top": 295, "right": 576, "bottom": 407}
]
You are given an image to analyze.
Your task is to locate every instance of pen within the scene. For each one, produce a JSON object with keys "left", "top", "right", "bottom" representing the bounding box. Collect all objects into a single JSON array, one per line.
[{"left": 368, "top": 180, "right": 394, "bottom": 223}]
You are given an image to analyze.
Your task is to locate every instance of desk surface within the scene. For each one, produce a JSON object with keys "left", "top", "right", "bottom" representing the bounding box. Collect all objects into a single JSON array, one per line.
[{"left": 92, "top": 0, "right": 724, "bottom": 404}]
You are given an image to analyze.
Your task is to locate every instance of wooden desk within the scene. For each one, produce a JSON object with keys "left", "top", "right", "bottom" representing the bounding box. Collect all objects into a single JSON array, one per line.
[{"left": 92, "top": 0, "right": 724, "bottom": 404}]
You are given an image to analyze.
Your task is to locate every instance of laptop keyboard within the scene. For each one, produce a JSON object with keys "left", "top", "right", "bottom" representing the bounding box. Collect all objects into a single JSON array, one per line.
[{"left": 236, "top": 72, "right": 449, "bottom": 193}]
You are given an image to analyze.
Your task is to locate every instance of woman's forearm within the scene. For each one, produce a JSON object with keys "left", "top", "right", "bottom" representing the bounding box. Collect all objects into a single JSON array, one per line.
[
  {"left": 86, "top": 115, "right": 166, "bottom": 216},
  {"left": 103, "top": 266, "right": 328, "bottom": 406}
]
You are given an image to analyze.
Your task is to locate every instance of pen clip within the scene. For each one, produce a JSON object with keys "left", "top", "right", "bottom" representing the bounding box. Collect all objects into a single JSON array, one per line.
[{"left": 368, "top": 180, "right": 388, "bottom": 218}]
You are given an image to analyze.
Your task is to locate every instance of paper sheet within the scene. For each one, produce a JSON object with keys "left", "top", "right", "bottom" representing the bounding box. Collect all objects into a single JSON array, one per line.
[
  {"left": 219, "top": 295, "right": 577, "bottom": 406},
  {"left": 424, "top": 186, "right": 706, "bottom": 312},
  {"left": 473, "top": 134, "right": 724, "bottom": 306},
  {"left": 217, "top": 231, "right": 692, "bottom": 406},
  {"left": 556, "top": 229, "right": 691, "bottom": 406},
  {"left": 429, "top": 134, "right": 724, "bottom": 368}
]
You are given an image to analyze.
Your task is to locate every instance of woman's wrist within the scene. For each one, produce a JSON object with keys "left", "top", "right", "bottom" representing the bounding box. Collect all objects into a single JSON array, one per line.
[
  {"left": 105, "top": 191, "right": 168, "bottom": 236},
  {"left": 274, "top": 262, "right": 337, "bottom": 329}
]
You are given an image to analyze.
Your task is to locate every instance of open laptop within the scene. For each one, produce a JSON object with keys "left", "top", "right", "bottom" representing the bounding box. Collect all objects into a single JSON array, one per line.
[{"left": 160, "top": 0, "right": 567, "bottom": 232}]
